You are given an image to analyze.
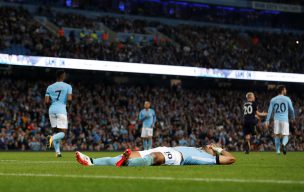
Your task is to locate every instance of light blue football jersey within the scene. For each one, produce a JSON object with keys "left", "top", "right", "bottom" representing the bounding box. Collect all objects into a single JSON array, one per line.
[
  {"left": 174, "top": 147, "right": 216, "bottom": 165},
  {"left": 266, "top": 95, "right": 295, "bottom": 123},
  {"left": 139, "top": 109, "right": 156, "bottom": 128},
  {"left": 45, "top": 82, "right": 72, "bottom": 115}
]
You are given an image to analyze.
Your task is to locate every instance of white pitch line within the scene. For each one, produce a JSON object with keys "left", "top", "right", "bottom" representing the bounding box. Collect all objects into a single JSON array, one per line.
[{"left": 0, "top": 173, "right": 303, "bottom": 185}]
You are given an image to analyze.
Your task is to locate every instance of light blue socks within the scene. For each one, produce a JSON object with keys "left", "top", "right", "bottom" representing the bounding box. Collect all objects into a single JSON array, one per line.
[
  {"left": 93, "top": 155, "right": 122, "bottom": 166},
  {"left": 53, "top": 132, "right": 65, "bottom": 154},
  {"left": 143, "top": 140, "right": 148, "bottom": 150},
  {"left": 127, "top": 155, "right": 154, "bottom": 166},
  {"left": 274, "top": 137, "right": 281, "bottom": 154},
  {"left": 93, "top": 155, "right": 154, "bottom": 166},
  {"left": 53, "top": 140, "right": 60, "bottom": 153},
  {"left": 148, "top": 139, "right": 152, "bottom": 149},
  {"left": 282, "top": 136, "right": 289, "bottom": 146},
  {"left": 274, "top": 136, "right": 289, "bottom": 154}
]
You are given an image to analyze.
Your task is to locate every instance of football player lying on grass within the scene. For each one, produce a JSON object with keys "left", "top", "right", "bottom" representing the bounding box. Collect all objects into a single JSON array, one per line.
[{"left": 75, "top": 144, "right": 236, "bottom": 167}]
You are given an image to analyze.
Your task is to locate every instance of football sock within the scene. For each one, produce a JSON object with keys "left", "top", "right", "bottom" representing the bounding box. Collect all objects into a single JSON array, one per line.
[
  {"left": 127, "top": 155, "right": 154, "bottom": 166},
  {"left": 93, "top": 155, "right": 122, "bottom": 166},
  {"left": 143, "top": 140, "right": 148, "bottom": 150},
  {"left": 282, "top": 136, "right": 289, "bottom": 146},
  {"left": 53, "top": 132, "right": 65, "bottom": 141},
  {"left": 148, "top": 139, "right": 152, "bottom": 149},
  {"left": 274, "top": 137, "right": 281, "bottom": 153},
  {"left": 52, "top": 132, "right": 64, "bottom": 154},
  {"left": 53, "top": 140, "right": 60, "bottom": 154}
]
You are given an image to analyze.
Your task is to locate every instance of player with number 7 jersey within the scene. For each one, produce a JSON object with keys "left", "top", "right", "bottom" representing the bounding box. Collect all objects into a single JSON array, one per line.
[{"left": 45, "top": 70, "right": 72, "bottom": 157}]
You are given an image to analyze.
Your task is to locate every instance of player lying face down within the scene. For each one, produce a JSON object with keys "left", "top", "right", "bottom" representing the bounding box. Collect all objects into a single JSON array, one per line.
[{"left": 75, "top": 144, "right": 236, "bottom": 167}]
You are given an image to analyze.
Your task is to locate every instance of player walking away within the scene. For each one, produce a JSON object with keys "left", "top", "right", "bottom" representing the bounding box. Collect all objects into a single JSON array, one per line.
[
  {"left": 243, "top": 92, "right": 267, "bottom": 154},
  {"left": 265, "top": 85, "right": 295, "bottom": 155},
  {"left": 75, "top": 143, "right": 236, "bottom": 167},
  {"left": 138, "top": 101, "right": 156, "bottom": 150},
  {"left": 45, "top": 70, "right": 72, "bottom": 157}
]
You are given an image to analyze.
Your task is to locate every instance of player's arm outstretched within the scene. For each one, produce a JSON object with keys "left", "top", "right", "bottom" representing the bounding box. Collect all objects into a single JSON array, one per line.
[{"left": 256, "top": 109, "right": 267, "bottom": 117}]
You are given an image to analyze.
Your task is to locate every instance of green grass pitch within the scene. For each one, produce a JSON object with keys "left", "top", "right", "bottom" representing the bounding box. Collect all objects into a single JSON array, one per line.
[{"left": 0, "top": 152, "right": 303, "bottom": 192}]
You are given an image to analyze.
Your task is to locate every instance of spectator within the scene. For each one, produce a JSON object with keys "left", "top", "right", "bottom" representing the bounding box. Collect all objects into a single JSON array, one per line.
[
  {"left": 28, "top": 137, "right": 41, "bottom": 151},
  {"left": 58, "top": 27, "right": 65, "bottom": 38}
]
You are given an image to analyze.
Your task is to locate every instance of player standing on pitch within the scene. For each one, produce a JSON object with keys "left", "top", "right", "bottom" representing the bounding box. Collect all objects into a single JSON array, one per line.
[
  {"left": 265, "top": 85, "right": 295, "bottom": 155},
  {"left": 45, "top": 70, "right": 72, "bottom": 157},
  {"left": 138, "top": 101, "right": 156, "bottom": 150},
  {"left": 243, "top": 92, "right": 267, "bottom": 154}
]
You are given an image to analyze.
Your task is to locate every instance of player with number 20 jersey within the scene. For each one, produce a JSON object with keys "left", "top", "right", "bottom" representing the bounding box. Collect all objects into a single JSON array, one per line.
[
  {"left": 265, "top": 85, "right": 295, "bottom": 155},
  {"left": 243, "top": 92, "right": 267, "bottom": 154},
  {"left": 243, "top": 100, "right": 258, "bottom": 134}
]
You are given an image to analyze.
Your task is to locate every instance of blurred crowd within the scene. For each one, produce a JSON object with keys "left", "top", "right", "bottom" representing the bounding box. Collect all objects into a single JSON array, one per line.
[
  {"left": 123, "top": 1, "right": 304, "bottom": 30},
  {"left": 0, "top": 78, "right": 304, "bottom": 152},
  {"left": 9, "top": 0, "right": 304, "bottom": 29},
  {"left": 158, "top": 25, "right": 304, "bottom": 72},
  {"left": 0, "top": 5, "right": 304, "bottom": 152},
  {"left": 1, "top": 7, "right": 303, "bottom": 73}
]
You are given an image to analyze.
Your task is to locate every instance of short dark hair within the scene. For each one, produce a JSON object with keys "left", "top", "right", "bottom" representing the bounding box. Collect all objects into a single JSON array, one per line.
[
  {"left": 277, "top": 85, "right": 286, "bottom": 94},
  {"left": 56, "top": 70, "right": 65, "bottom": 79}
]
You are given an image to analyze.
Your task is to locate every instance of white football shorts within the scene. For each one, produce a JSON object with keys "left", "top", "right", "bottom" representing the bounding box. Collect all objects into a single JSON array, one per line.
[
  {"left": 141, "top": 127, "right": 153, "bottom": 138},
  {"left": 49, "top": 114, "right": 68, "bottom": 129},
  {"left": 274, "top": 120, "right": 289, "bottom": 135}
]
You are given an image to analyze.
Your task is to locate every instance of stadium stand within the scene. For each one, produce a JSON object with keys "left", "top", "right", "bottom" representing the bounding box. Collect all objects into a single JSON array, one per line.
[
  {"left": 0, "top": 72, "right": 303, "bottom": 152},
  {"left": 0, "top": 2, "right": 304, "bottom": 152},
  {"left": 0, "top": 6, "right": 303, "bottom": 73}
]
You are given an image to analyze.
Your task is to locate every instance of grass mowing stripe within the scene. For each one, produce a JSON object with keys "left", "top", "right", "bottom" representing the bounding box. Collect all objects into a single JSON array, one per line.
[
  {"left": 0, "top": 172, "right": 303, "bottom": 185},
  {"left": 0, "top": 160, "right": 74, "bottom": 164}
]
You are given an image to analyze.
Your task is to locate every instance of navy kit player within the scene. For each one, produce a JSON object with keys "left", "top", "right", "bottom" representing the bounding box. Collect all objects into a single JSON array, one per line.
[
  {"left": 45, "top": 70, "right": 72, "bottom": 157},
  {"left": 75, "top": 143, "right": 236, "bottom": 167},
  {"left": 139, "top": 101, "right": 156, "bottom": 150},
  {"left": 243, "top": 92, "right": 267, "bottom": 154},
  {"left": 265, "top": 85, "right": 295, "bottom": 155}
]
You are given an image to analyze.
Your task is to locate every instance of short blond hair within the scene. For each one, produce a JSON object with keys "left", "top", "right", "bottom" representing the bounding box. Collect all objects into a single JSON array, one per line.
[{"left": 246, "top": 92, "right": 254, "bottom": 99}]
